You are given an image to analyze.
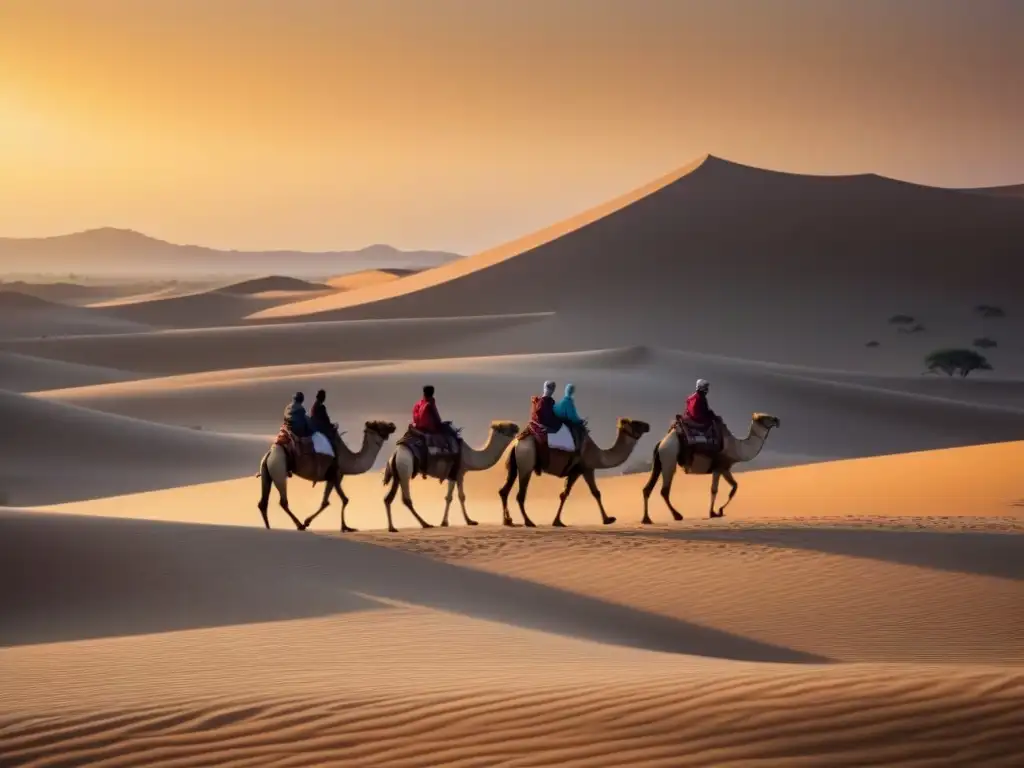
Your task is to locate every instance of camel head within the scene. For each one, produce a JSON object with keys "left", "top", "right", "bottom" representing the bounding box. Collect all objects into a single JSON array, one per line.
[
  {"left": 365, "top": 420, "right": 398, "bottom": 441},
  {"left": 616, "top": 418, "right": 651, "bottom": 441},
  {"left": 489, "top": 420, "right": 520, "bottom": 438},
  {"left": 751, "top": 413, "right": 781, "bottom": 431}
]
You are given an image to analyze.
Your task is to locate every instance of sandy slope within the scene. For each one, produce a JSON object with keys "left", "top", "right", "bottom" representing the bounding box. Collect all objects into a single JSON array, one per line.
[
  {"left": 0, "top": 291, "right": 153, "bottom": 339},
  {"left": 42, "top": 440, "right": 1024, "bottom": 533},
  {"left": 2, "top": 508, "right": 1022, "bottom": 766},
  {"left": 0, "top": 312, "right": 554, "bottom": 376},
  {"left": 0, "top": 390, "right": 265, "bottom": 506},
  {"left": 0, "top": 350, "right": 135, "bottom": 392}
]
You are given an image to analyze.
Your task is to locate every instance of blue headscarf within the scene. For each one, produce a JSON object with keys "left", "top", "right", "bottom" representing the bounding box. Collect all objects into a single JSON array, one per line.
[{"left": 554, "top": 382, "right": 582, "bottom": 424}]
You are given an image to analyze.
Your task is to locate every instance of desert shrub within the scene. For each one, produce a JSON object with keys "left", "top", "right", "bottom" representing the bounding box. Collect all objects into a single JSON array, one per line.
[
  {"left": 924, "top": 348, "right": 993, "bottom": 377},
  {"left": 898, "top": 323, "right": 926, "bottom": 334},
  {"left": 974, "top": 304, "right": 1006, "bottom": 319},
  {"left": 973, "top": 337, "right": 998, "bottom": 349},
  {"left": 888, "top": 314, "right": 915, "bottom": 325},
  {"left": 865, "top": 340, "right": 880, "bottom": 348}
]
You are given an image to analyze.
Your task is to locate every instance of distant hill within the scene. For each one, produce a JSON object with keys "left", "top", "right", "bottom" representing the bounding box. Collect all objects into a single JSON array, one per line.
[{"left": 0, "top": 228, "right": 462, "bottom": 279}]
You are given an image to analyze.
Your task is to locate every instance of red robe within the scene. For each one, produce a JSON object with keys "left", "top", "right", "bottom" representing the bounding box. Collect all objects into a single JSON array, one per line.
[
  {"left": 412, "top": 397, "right": 443, "bottom": 432},
  {"left": 685, "top": 391, "right": 716, "bottom": 425}
]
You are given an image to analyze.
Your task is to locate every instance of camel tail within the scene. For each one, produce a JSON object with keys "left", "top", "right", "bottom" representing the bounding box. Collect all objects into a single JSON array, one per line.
[
  {"left": 256, "top": 451, "right": 268, "bottom": 479},
  {"left": 382, "top": 455, "right": 394, "bottom": 486},
  {"left": 504, "top": 443, "right": 519, "bottom": 487},
  {"left": 505, "top": 442, "right": 518, "bottom": 472}
]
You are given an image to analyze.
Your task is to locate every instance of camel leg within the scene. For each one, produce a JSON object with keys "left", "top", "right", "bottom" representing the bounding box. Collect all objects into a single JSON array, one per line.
[
  {"left": 708, "top": 471, "right": 720, "bottom": 519},
  {"left": 713, "top": 468, "right": 738, "bottom": 518},
  {"left": 441, "top": 479, "right": 455, "bottom": 527},
  {"left": 257, "top": 452, "right": 272, "bottom": 529},
  {"left": 335, "top": 474, "right": 356, "bottom": 532},
  {"left": 259, "top": 450, "right": 304, "bottom": 530},
  {"left": 457, "top": 476, "right": 477, "bottom": 526},
  {"left": 583, "top": 468, "right": 615, "bottom": 526},
  {"left": 499, "top": 444, "right": 535, "bottom": 527},
  {"left": 641, "top": 445, "right": 683, "bottom": 524},
  {"left": 515, "top": 472, "right": 536, "bottom": 528},
  {"left": 300, "top": 462, "right": 344, "bottom": 530},
  {"left": 383, "top": 461, "right": 401, "bottom": 533},
  {"left": 552, "top": 468, "right": 582, "bottom": 527},
  {"left": 399, "top": 467, "right": 434, "bottom": 530}
]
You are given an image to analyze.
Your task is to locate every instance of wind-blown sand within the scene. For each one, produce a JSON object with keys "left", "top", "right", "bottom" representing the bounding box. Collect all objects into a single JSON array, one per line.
[{"left": 3, "top": 155, "right": 1024, "bottom": 764}]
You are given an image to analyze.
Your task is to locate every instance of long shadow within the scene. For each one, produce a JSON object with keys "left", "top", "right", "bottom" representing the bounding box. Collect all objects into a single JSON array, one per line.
[
  {"left": 0, "top": 510, "right": 826, "bottom": 663},
  {"left": 610, "top": 527, "right": 1024, "bottom": 581}
]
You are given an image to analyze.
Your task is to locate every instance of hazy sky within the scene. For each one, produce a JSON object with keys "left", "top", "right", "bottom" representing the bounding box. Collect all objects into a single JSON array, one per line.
[{"left": 1, "top": 0, "right": 1021, "bottom": 253}]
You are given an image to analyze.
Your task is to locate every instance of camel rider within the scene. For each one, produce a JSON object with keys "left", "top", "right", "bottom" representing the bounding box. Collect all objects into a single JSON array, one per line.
[
  {"left": 284, "top": 391, "right": 312, "bottom": 438},
  {"left": 412, "top": 385, "right": 461, "bottom": 479},
  {"left": 309, "top": 389, "right": 340, "bottom": 456},
  {"left": 552, "top": 382, "right": 586, "bottom": 451},
  {"left": 685, "top": 379, "right": 722, "bottom": 448},
  {"left": 530, "top": 381, "right": 563, "bottom": 433},
  {"left": 413, "top": 385, "right": 460, "bottom": 449}
]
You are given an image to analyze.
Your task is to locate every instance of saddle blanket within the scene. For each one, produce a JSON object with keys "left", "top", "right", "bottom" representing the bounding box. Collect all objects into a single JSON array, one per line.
[
  {"left": 311, "top": 431, "right": 334, "bottom": 457},
  {"left": 547, "top": 424, "right": 576, "bottom": 452}
]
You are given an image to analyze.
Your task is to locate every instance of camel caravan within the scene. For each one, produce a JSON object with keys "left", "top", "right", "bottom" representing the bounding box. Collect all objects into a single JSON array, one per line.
[{"left": 257, "top": 379, "right": 780, "bottom": 531}]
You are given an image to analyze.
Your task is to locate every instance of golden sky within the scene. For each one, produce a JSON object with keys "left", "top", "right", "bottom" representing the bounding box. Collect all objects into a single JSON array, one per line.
[{"left": 1, "top": 0, "right": 1021, "bottom": 253}]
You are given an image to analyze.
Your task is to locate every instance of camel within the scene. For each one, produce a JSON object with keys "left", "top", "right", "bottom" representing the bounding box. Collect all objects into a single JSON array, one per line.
[
  {"left": 381, "top": 420, "right": 520, "bottom": 533},
  {"left": 499, "top": 418, "right": 651, "bottom": 528},
  {"left": 257, "top": 420, "right": 397, "bottom": 532},
  {"left": 641, "top": 412, "right": 781, "bottom": 523}
]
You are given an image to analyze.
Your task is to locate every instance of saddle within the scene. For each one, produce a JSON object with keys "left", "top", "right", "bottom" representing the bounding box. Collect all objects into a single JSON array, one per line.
[
  {"left": 275, "top": 425, "right": 332, "bottom": 480},
  {"left": 398, "top": 425, "right": 462, "bottom": 480},
  {"left": 520, "top": 421, "right": 585, "bottom": 477},
  {"left": 673, "top": 415, "right": 723, "bottom": 459}
]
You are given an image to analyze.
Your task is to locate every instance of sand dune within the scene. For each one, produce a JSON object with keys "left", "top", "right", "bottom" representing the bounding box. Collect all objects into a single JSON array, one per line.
[
  {"left": 2, "top": 508, "right": 1022, "bottom": 765},
  {"left": 34, "top": 347, "right": 1024, "bottom": 477},
  {"left": 0, "top": 350, "right": 135, "bottom": 392},
  {"left": 326, "top": 268, "right": 417, "bottom": 290},
  {"left": 0, "top": 312, "right": 554, "bottom": 376},
  {"left": 0, "top": 389, "right": 264, "bottom": 506},
  {"left": 0, "top": 290, "right": 154, "bottom": 339},
  {"left": 246, "top": 155, "right": 1024, "bottom": 375}
]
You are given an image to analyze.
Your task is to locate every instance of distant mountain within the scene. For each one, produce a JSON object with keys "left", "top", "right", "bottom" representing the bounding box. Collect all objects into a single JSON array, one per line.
[{"left": 0, "top": 228, "right": 463, "bottom": 278}]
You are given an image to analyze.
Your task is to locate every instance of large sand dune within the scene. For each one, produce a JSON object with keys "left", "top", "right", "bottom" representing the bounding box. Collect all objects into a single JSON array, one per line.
[{"left": 249, "top": 155, "right": 1024, "bottom": 375}]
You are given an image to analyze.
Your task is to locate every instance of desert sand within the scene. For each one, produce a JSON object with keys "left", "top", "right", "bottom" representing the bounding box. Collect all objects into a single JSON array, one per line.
[{"left": 2, "top": 155, "right": 1023, "bottom": 765}]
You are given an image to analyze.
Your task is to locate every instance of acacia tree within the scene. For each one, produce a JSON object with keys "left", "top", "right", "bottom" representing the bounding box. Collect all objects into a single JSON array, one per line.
[{"left": 924, "top": 348, "right": 993, "bottom": 377}]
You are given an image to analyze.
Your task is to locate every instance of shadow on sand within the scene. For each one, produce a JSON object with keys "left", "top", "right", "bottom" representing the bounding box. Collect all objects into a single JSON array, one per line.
[
  {"left": 612, "top": 526, "right": 1024, "bottom": 581},
  {"left": 0, "top": 510, "right": 826, "bottom": 663}
]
